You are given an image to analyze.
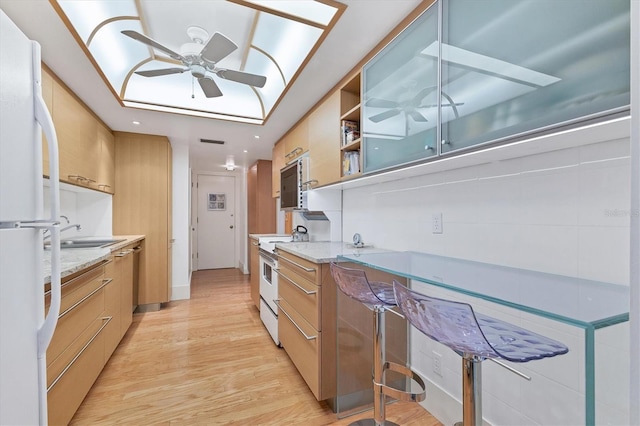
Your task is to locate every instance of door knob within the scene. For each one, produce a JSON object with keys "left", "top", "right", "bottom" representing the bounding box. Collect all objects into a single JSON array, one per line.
[{"left": 230, "top": 225, "right": 234, "bottom": 229}]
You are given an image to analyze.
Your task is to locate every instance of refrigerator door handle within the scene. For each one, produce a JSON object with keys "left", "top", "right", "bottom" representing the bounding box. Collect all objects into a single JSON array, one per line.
[{"left": 33, "top": 41, "right": 61, "bottom": 357}]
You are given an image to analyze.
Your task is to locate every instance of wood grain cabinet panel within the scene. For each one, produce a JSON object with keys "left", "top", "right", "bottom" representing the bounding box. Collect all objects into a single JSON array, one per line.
[
  {"left": 53, "top": 79, "right": 98, "bottom": 187},
  {"left": 284, "top": 119, "right": 309, "bottom": 162},
  {"left": 42, "top": 67, "right": 114, "bottom": 193},
  {"left": 308, "top": 90, "right": 341, "bottom": 187},
  {"left": 271, "top": 139, "right": 285, "bottom": 198},
  {"left": 277, "top": 252, "right": 335, "bottom": 401},
  {"left": 247, "top": 160, "right": 275, "bottom": 234},
  {"left": 96, "top": 122, "right": 115, "bottom": 194},
  {"left": 44, "top": 261, "right": 111, "bottom": 426},
  {"left": 113, "top": 132, "right": 172, "bottom": 306}
]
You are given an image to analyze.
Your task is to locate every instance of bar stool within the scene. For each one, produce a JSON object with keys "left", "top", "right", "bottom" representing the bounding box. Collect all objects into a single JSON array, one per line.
[
  {"left": 392, "top": 281, "right": 569, "bottom": 426},
  {"left": 330, "top": 263, "right": 426, "bottom": 426}
]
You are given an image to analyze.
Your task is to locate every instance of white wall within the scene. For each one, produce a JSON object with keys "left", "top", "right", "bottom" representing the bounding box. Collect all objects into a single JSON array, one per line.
[
  {"left": 171, "top": 144, "right": 191, "bottom": 300},
  {"left": 341, "top": 121, "right": 631, "bottom": 425},
  {"left": 44, "top": 180, "right": 112, "bottom": 237}
]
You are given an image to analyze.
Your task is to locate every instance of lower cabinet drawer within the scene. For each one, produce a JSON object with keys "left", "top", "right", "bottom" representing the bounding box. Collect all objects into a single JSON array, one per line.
[
  {"left": 46, "top": 284, "right": 106, "bottom": 372},
  {"left": 278, "top": 298, "right": 321, "bottom": 400},
  {"left": 47, "top": 317, "right": 110, "bottom": 426},
  {"left": 278, "top": 271, "right": 320, "bottom": 330}
]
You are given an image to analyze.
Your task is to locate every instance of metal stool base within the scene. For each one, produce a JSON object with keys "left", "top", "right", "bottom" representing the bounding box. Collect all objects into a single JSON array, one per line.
[{"left": 347, "top": 419, "right": 400, "bottom": 426}]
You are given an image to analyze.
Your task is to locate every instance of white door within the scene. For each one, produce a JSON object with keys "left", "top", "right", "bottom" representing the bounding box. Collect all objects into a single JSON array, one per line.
[{"left": 196, "top": 174, "right": 236, "bottom": 269}]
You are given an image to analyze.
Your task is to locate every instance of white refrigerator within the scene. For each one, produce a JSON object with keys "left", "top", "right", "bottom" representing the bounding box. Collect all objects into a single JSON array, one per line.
[{"left": 0, "top": 9, "right": 62, "bottom": 425}]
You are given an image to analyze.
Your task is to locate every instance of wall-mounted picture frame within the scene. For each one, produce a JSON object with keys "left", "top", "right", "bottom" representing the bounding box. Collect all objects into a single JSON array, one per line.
[{"left": 208, "top": 193, "right": 226, "bottom": 211}]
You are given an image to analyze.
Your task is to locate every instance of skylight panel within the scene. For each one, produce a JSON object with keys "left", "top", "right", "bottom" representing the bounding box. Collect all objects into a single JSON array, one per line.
[{"left": 241, "top": 0, "right": 338, "bottom": 26}]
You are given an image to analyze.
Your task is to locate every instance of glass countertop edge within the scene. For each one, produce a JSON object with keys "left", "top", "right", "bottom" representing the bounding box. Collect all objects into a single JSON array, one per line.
[{"left": 337, "top": 254, "right": 629, "bottom": 329}]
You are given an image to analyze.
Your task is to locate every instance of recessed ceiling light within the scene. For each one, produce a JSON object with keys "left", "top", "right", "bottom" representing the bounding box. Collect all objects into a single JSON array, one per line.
[
  {"left": 132, "top": 120, "right": 141, "bottom": 125},
  {"left": 243, "top": 150, "right": 248, "bottom": 153},
  {"left": 254, "top": 135, "right": 260, "bottom": 139}
]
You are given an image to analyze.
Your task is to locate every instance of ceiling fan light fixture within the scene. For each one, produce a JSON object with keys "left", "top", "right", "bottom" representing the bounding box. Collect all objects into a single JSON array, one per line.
[{"left": 191, "top": 64, "right": 206, "bottom": 79}]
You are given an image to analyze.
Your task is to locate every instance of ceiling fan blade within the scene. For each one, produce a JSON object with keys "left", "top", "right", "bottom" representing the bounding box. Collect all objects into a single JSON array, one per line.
[
  {"left": 198, "top": 77, "right": 223, "bottom": 98},
  {"left": 201, "top": 32, "right": 238, "bottom": 64},
  {"left": 408, "top": 110, "right": 428, "bottom": 122},
  {"left": 366, "top": 98, "right": 399, "bottom": 108},
  {"left": 216, "top": 69, "right": 266, "bottom": 88},
  {"left": 368, "top": 109, "right": 401, "bottom": 123},
  {"left": 121, "top": 30, "right": 184, "bottom": 61},
  {"left": 135, "top": 68, "right": 188, "bottom": 77}
]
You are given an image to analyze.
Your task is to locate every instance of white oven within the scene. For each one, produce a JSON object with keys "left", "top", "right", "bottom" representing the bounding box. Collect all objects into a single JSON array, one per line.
[{"left": 257, "top": 236, "right": 290, "bottom": 345}]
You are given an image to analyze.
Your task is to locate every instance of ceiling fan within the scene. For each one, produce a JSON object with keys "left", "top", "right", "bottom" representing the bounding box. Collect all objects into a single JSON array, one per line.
[
  {"left": 366, "top": 86, "right": 463, "bottom": 123},
  {"left": 121, "top": 26, "right": 267, "bottom": 98}
]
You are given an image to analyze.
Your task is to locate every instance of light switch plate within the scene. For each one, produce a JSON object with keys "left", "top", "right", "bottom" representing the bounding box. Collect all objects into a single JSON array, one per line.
[{"left": 432, "top": 212, "right": 443, "bottom": 234}]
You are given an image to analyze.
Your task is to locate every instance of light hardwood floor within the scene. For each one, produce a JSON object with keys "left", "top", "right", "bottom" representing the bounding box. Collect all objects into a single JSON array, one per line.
[{"left": 71, "top": 269, "right": 441, "bottom": 425}]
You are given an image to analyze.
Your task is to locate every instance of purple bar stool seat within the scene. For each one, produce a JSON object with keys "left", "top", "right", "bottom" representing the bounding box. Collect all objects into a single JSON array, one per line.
[
  {"left": 330, "top": 263, "right": 426, "bottom": 426},
  {"left": 392, "top": 281, "right": 569, "bottom": 426}
]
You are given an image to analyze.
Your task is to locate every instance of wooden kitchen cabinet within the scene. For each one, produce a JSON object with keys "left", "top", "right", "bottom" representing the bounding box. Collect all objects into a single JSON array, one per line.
[
  {"left": 339, "top": 72, "right": 362, "bottom": 180},
  {"left": 45, "top": 260, "right": 110, "bottom": 426},
  {"left": 284, "top": 119, "right": 309, "bottom": 162},
  {"left": 276, "top": 250, "right": 336, "bottom": 401},
  {"left": 113, "top": 132, "right": 172, "bottom": 308},
  {"left": 271, "top": 139, "right": 285, "bottom": 198},
  {"left": 249, "top": 237, "right": 260, "bottom": 309},
  {"left": 247, "top": 160, "right": 275, "bottom": 234},
  {"left": 42, "top": 67, "right": 115, "bottom": 194},
  {"left": 308, "top": 90, "right": 341, "bottom": 187},
  {"left": 96, "top": 122, "right": 115, "bottom": 193}
]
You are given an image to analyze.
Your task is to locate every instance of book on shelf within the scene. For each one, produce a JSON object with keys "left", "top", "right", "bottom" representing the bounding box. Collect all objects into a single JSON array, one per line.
[
  {"left": 342, "top": 150, "right": 360, "bottom": 176},
  {"left": 341, "top": 120, "right": 360, "bottom": 146}
]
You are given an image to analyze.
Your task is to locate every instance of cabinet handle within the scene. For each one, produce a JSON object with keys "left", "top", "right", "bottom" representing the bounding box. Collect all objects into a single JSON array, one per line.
[
  {"left": 274, "top": 300, "right": 317, "bottom": 340},
  {"left": 252, "top": 242, "right": 259, "bottom": 246},
  {"left": 285, "top": 147, "right": 303, "bottom": 158},
  {"left": 45, "top": 260, "right": 110, "bottom": 296},
  {"left": 301, "top": 179, "right": 318, "bottom": 188},
  {"left": 84, "top": 178, "right": 96, "bottom": 184},
  {"left": 115, "top": 248, "right": 134, "bottom": 258},
  {"left": 274, "top": 270, "right": 317, "bottom": 295},
  {"left": 98, "top": 184, "right": 111, "bottom": 190},
  {"left": 68, "top": 175, "right": 84, "bottom": 181},
  {"left": 47, "top": 316, "right": 112, "bottom": 392},
  {"left": 278, "top": 255, "right": 316, "bottom": 273},
  {"left": 59, "top": 278, "right": 112, "bottom": 319}
]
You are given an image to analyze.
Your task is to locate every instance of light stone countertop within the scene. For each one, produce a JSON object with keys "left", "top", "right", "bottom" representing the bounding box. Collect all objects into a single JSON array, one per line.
[
  {"left": 248, "top": 233, "right": 291, "bottom": 241},
  {"left": 43, "top": 235, "right": 145, "bottom": 283},
  {"left": 274, "top": 241, "right": 390, "bottom": 264}
]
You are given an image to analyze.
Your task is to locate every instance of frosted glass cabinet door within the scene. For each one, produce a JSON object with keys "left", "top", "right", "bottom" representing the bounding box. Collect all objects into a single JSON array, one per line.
[
  {"left": 362, "top": 4, "right": 438, "bottom": 174},
  {"left": 440, "top": 0, "right": 630, "bottom": 153}
]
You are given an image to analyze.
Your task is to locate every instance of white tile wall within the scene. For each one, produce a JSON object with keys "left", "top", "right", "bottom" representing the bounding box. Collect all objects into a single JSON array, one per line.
[{"left": 341, "top": 135, "right": 631, "bottom": 425}]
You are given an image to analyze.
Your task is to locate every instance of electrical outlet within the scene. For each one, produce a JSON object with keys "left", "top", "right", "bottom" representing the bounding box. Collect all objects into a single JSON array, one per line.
[
  {"left": 432, "top": 351, "right": 443, "bottom": 376},
  {"left": 432, "top": 212, "right": 443, "bottom": 234}
]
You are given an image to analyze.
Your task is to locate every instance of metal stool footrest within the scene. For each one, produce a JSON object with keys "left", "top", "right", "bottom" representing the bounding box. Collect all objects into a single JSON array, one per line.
[{"left": 375, "top": 361, "right": 426, "bottom": 403}]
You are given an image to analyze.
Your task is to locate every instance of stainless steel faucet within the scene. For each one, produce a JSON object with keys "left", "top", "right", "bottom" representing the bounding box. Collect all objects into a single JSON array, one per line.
[{"left": 43, "top": 219, "right": 81, "bottom": 240}]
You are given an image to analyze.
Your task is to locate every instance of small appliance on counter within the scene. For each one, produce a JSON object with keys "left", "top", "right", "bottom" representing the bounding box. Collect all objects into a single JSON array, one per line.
[{"left": 291, "top": 225, "right": 309, "bottom": 242}]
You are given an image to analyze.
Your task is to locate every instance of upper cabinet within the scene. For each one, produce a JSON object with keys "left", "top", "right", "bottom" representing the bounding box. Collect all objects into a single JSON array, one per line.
[
  {"left": 96, "top": 122, "right": 115, "bottom": 193},
  {"left": 271, "top": 139, "right": 285, "bottom": 198},
  {"left": 361, "top": 0, "right": 631, "bottom": 174},
  {"left": 248, "top": 160, "right": 275, "bottom": 234},
  {"left": 308, "top": 90, "right": 341, "bottom": 187},
  {"left": 339, "top": 73, "right": 362, "bottom": 180},
  {"left": 361, "top": 6, "right": 438, "bottom": 174},
  {"left": 43, "top": 67, "right": 115, "bottom": 194},
  {"left": 284, "top": 120, "right": 309, "bottom": 163}
]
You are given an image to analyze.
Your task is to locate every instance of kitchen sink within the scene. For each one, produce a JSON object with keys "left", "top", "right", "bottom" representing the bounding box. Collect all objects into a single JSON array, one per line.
[{"left": 45, "top": 238, "right": 126, "bottom": 249}]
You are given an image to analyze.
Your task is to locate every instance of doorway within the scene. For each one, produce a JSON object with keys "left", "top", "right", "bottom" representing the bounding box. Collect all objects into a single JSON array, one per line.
[{"left": 196, "top": 174, "right": 236, "bottom": 270}]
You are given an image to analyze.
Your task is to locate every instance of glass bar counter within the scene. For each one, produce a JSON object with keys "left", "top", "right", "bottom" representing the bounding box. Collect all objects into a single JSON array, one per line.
[{"left": 338, "top": 251, "right": 630, "bottom": 425}]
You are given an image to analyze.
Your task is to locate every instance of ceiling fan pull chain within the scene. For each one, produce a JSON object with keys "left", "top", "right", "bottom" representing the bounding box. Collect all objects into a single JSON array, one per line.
[{"left": 191, "top": 76, "right": 195, "bottom": 99}]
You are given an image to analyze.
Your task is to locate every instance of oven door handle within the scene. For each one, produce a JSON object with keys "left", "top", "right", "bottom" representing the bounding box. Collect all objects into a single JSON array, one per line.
[{"left": 274, "top": 270, "right": 317, "bottom": 295}]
